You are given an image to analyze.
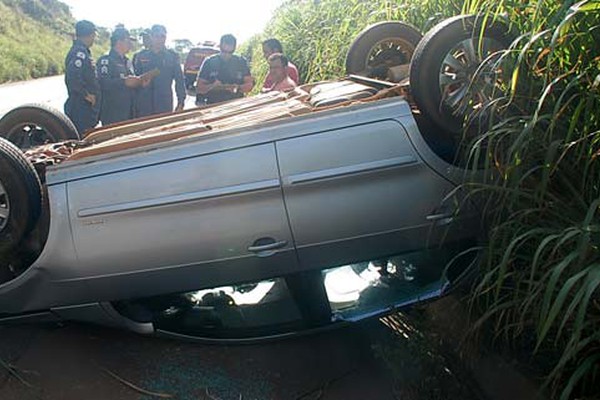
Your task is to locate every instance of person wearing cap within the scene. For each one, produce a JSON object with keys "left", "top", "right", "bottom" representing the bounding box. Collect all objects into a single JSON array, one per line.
[
  {"left": 196, "top": 34, "right": 254, "bottom": 105},
  {"left": 98, "top": 27, "right": 154, "bottom": 125},
  {"left": 132, "top": 30, "right": 151, "bottom": 67},
  {"left": 64, "top": 20, "right": 101, "bottom": 134},
  {"left": 133, "top": 24, "right": 186, "bottom": 117}
]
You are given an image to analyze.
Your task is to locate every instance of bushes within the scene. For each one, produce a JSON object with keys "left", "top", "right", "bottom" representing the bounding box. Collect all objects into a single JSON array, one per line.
[{"left": 0, "top": 1, "right": 72, "bottom": 83}]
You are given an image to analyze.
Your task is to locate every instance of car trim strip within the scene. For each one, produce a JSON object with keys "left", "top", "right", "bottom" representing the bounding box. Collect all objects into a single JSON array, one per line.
[
  {"left": 285, "top": 155, "right": 417, "bottom": 185},
  {"left": 77, "top": 179, "right": 281, "bottom": 218}
]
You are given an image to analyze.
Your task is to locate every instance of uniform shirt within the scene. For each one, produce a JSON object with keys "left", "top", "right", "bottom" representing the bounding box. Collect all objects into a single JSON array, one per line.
[
  {"left": 133, "top": 48, "right": 185, "bottom": 117},
  {"left": 198, "top": 54, "right": 251, "bottom": 104},
  {"left": 64, "top": 40, "right": 100, "bottom": 100},
  {"left": 263, "top": 61, "right": 299, "bottom": 90},
  {"left": 97, "top": 49, "right": 135, "bottom": 125}
]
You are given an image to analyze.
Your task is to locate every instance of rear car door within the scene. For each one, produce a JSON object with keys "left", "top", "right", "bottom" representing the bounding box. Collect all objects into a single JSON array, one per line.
[
  {"left": 276, "top": 119, "right": 457, "bottom": 270},
  {"left": 275, "top": 118, "right": 476, "bottom": 323}
]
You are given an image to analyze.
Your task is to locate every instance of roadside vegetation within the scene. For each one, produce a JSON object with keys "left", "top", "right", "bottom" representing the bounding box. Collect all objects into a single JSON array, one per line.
[
  {"left": 245, "top": 1, "right": 600, "bottom": 399},
  {"left": 0, "top": 0, "right": 108, "bottom": 83}
]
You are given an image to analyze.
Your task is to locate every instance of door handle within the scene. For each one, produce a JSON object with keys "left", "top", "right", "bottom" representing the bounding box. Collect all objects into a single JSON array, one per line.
[
  {"left": 426, "top": 212, "right": 454, "bottom": 221},
  {"left": 426, "top": 212, "right": 455, "bottom": 225},
  {"left": 248, "top": 240, "right": 288, "bottom": 253}
]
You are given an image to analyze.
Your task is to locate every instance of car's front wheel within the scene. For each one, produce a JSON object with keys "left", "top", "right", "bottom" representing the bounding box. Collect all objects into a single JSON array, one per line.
[{"left": 0, "top": 137, "right": 43, "bottom": 256}]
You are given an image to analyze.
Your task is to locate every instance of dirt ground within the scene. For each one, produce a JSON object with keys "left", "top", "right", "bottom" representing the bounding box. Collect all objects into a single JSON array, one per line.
[
  {"left": 0, "top": 320, "right": 399, "bottom": 400},
  {"left": 1, "top": 297, "right": 544, "bottom": 400},
  {"left": 0, "top": 307, "right": 484, "bottom": 400}
]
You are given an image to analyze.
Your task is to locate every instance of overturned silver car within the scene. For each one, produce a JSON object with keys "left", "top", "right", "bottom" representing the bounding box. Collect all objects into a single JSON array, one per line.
[{"left": 0, "top": 15, "right": 511, "bottom": 341}]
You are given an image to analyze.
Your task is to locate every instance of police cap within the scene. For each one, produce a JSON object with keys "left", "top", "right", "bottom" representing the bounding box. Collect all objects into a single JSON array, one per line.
[
  {"left": 111, "top": 27, "right": 135, "bottom": 44},
  {"left": 75, "top": 20, "right": 96, "bottom": 37},
  {"left": 150, "top": 24, "right": 167, "bottom": 36}
]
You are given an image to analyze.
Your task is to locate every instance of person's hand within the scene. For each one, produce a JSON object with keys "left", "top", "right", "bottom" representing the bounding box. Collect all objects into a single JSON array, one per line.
[
  {"left": 175, "top": 102, "right": 184, "bottom": 112},
  {"left": 124, "top": 76, "right": 142, "bottom": 88},
  {"left": 85, "top": 93, "right": 96, "bottom": 106},
  {"left": 139, "top": 68, "right": 159, "bottom": 87}
]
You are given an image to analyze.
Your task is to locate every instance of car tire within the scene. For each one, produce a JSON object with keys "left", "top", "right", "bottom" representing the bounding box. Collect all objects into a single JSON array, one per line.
[
  {"left": 0, "top": 103, "right": 80, "bottom": 150},
  {"left": 409, "top": 15, "right": 514, "bottom": 134},
  {"left": 346, "top": 21, "right": 422, "bottom": 82},
  {"left": 0, "top": 137, "right": 43, "bottom": 255}
]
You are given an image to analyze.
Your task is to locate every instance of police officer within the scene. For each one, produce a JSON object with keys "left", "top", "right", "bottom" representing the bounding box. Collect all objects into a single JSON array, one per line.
[
  {"left": 98, "top": 27, "right": 151, "bottom": 125},
  {"left": 132, "top": 30, "right": 151, "bottom": 67},
  {"left": 64, "top": 20, "right": 100, "bottom": 134},
  {"left": 133, "top": 25, "right": 185, "bottom": 117},
  {"left": 196, "top": 34, "right": 254, "bottom": 105}
]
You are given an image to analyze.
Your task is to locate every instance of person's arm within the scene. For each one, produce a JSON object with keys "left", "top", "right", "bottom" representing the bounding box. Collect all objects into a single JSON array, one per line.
[
  {"left": 288, "top": 63, "right": 300, "bottom": 84},
  {"left": 196, "top": 57, "right": 221, "bottom": 94},
  {"left": 262, "top": 71, "right": 274, "bottom": 90},
  {"left": 238, "top": 57, "right": 254, "bottom": 94},
  {"left": 172, "top": 53, "right": 186, "bottom": 111},
  {"left": 239, "top": 74, "right": 254, "bottom": 94},
  {"left": 66, "top": 51, "right": 94, "bottom": 104},
  {"left": 100, "top": 57, "right": 144, "bottom": 90}
]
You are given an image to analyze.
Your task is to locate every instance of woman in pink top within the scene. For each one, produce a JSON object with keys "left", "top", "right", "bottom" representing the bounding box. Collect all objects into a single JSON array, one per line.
[
  {"left": 262, "top": 38, "right": 299, "bottom": 89},
  {"left": 265, "top": 53, "right": 298, "bottom": 92}
]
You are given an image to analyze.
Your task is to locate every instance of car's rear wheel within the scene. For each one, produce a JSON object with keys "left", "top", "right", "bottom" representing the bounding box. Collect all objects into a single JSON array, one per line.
[
  {"left": 346, "top": 21, "right": 422, "bottom": 82},
  {"left": 0, "top": 137, "right": 43, "bottom": 255},
  {"left": 409, "top": 15, "right": 514, "bottom": 134},
  {"left": 0, "top": 103, "right": 80, "bottom": 150}
]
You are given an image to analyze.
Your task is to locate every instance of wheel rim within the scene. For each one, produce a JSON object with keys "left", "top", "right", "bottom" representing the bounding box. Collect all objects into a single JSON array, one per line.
[
  {"left": 5, "top": 122, "right": 58, "bottom": 150},
  {"left": 365, "top": 38, "right": 416, "bottom": 81},
  {"left": 438, "top": 36, "right": 506, "bottom": 116},
  {"left": 0, "top": 180, "right": 10, "bottom": 232}
]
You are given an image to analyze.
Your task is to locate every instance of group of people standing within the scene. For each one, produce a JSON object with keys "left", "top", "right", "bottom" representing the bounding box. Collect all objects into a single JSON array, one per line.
[{"left": 64, "top": 20, "right": 300, "bottom": 136}]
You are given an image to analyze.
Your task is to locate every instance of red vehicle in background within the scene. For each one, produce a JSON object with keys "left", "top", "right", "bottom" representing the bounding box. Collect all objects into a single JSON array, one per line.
[{"left": 184, "top": 41, "right": 219, "bottom": 90}]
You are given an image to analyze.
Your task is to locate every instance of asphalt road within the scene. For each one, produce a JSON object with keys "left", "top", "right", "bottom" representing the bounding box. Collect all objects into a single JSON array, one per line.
[
  {"left": 0, "top": 74, "right": 197, "bottom": 120},
  {"left": 0, "top": 75, "right": 66, "bottom": 118}
]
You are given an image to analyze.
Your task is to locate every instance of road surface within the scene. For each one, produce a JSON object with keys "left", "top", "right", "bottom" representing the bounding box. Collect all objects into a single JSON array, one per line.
[{"left": 0, "top": 75, "right": 196, "bottom": 120}]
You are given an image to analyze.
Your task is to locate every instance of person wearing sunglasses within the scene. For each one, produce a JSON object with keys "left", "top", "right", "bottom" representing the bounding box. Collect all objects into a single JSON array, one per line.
[{"left": 196, "top": 34, "right": 254, "bottom": 105}]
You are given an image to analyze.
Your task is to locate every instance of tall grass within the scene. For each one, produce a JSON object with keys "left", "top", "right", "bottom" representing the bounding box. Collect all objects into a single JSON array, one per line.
[
  {"left": 246, "top": 1, "right": 600, "bottom": 398},
  {"left": 461, "top": 1, "right": 600, "bottom": 399},
  {"left": 242, "top": 0, "right": 462, "bottom": 89}
]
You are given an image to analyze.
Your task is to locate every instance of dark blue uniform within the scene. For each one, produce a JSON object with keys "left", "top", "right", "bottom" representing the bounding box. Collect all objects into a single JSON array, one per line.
[
  {"left": 64, "top": 40, "right": 100, "bottom": 134},
  {"left": 198, "top": 54, "right": 250, "bottom": 105},
  {"left": 97, "top": 50, "right": 136, "bottom": 125},
  {"left": 132, "top": 49, "right": 185, "bottom": 117}
]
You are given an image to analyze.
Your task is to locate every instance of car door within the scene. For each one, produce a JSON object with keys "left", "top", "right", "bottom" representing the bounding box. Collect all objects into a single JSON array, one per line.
[
  {"left": 66, "top": 143, "right": 298, "bottom": 301},
  {"left": 275, "top": 119, "right": 457, "bottom": 271}
]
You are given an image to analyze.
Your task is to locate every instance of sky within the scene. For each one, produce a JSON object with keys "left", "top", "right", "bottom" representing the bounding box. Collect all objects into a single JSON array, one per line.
[{"left": 62, "top": 0, "right": 284, "bottom": 45}]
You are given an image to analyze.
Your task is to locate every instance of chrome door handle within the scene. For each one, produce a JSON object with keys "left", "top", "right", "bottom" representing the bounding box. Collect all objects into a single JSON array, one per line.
[
  {"left": 426, "top": 213, "right": 454, "bottom": 221},
  {"left": 248, "top": 240, "right": 288, "bottom": 253}
]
